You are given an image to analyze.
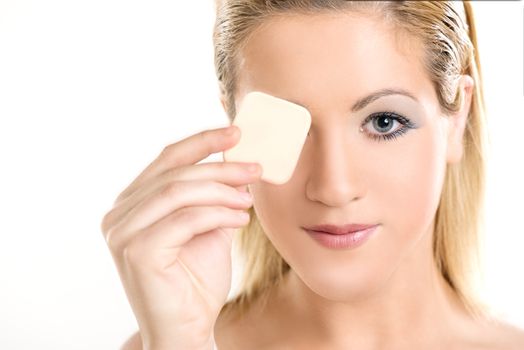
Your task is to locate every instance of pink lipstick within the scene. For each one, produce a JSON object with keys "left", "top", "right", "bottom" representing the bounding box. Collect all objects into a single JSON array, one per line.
[{"left": 303, "top": 223, "right": 379, "bottom": 249}]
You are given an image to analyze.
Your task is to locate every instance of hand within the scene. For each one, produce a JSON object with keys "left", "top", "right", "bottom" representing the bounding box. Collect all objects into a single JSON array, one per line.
[{"left": 100, "top": 125, "right": 261, "bottom": 349}]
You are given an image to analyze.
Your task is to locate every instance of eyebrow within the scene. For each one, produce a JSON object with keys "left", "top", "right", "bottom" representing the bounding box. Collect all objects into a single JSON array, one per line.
[
  {"left": 282, "top": 88, "right": 419, "bottom": 113},
  {"left": 350, "top": 88, "right": 419, "bottom": 112}
]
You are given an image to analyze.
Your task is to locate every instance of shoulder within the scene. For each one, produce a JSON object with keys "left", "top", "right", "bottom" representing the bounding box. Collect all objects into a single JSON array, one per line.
[
  {"left": 489, "top": 320, "right": 524, "bottom": 349},
  {"left": 216, "top": 314, "right": 524, "bottom": 350},
  {"left": 467, "top": 318, "right": 524, "bottom": 350}
]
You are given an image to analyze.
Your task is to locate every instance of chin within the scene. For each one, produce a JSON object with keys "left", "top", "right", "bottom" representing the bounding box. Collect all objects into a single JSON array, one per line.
[{"left": 293, "top": 262, "right": 386, "bottom": 303}]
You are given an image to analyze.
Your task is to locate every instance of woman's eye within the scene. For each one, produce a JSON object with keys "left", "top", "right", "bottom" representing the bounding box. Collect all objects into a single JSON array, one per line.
[{"left": 361, "top": 112, "right": 416, "bottom": 142}]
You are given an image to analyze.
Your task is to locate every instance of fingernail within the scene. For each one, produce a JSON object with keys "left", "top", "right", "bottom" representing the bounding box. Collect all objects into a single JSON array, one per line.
[{"left": 239, "top": 191, "right": 253, "bottom": 202}]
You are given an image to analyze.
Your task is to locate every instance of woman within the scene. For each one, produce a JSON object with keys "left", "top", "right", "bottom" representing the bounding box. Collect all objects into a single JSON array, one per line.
[{"left": 101, "top": 1, "right": 524, "bottom": 349}]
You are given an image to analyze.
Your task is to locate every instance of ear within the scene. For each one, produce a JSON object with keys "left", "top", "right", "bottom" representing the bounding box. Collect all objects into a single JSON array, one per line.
[{"left": 446, "top": 74, "right": 474, "bottom": 164}]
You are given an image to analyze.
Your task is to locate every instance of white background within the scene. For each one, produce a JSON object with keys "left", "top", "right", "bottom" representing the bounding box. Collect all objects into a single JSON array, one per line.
[{"left": 0, "top": 1, "right": 522, "bottom": 349}]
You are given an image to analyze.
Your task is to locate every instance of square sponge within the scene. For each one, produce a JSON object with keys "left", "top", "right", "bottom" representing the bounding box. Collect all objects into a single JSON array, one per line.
[{"left": 223, "top": 91, "right": 311, "bottom": 185}]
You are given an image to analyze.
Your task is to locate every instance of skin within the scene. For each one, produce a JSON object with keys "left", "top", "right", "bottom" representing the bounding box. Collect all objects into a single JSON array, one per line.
[{"left": 213, "top": 12, "right": 524, "bottom": 350}]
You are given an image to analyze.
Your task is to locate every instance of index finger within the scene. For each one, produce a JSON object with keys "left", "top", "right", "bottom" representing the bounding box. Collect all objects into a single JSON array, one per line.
[{"left": 115, "top": 125, "right": 240, "bottom": 203}]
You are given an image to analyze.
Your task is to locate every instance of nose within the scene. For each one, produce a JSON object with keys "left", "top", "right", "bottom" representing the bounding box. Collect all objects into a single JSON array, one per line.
[{"left": 304, "top": 129, "right": 365, "bottom": 207}]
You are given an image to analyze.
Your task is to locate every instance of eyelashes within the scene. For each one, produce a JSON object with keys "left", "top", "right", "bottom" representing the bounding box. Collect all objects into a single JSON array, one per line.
[
  {"left": 360, "top": 111, "right": 417, "bottom": 142},
  {"left": 304, "top": 111, "right": 417, "bottom": 142}
]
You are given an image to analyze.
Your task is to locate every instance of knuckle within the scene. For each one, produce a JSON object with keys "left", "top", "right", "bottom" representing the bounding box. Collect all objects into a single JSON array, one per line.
[
  {"left": 174, "top": 206, "right": 198, "bottom": 223},
  {"left": 165, "top": 166, "right": 183, "bottom": 180},
  {"left": 159, "top": 181, "right": 182, "bottom": 199},
  {"left": 159, "top": 143, "right": 179, "bottom": 165},
  {"left": 105, "top": 227, "right": 123, "bottom": 252},
  {"left": 160, "top": 143, "right": 174, "bottom": 158},
  {"left": 101, "top": 210, "right": 118, "bottom": 240},
  {"left": 122, "top": 235, "right": 146, "bottom": 265},
  {"left": 100, "top": 213, "right": 110, "bottom": 236},
  {"left": 114, "top": 192, "right": 127, "bottom": 205}
]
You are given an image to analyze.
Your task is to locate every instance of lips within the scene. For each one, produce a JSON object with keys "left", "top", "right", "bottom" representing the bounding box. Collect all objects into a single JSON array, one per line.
[
  {"left": 303, "top": 224, "right": 379, "bottom": 250},
  {"left": 304, "top": 223, "right": 379, "bottom": 235}
]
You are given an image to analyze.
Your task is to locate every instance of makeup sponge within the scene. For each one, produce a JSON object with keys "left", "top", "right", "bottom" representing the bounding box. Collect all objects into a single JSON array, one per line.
[{"left": 223, "top": 91, "right": 311, "bottom": 185}]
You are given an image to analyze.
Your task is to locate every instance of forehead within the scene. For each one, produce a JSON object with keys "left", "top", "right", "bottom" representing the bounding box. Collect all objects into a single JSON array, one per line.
[{"left": 235, "top": 13, "right": 434, "bottom": 112}]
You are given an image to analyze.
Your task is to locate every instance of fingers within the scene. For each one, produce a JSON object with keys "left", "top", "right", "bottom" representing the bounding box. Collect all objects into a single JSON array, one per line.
[
  {"left": 103, "top": 161, "right": 261, "bottom": 233},
  {"left": 115, "top": 125, "right": 242, "bottom": 204},
  {"left": 104, "top": 179, "right": 254, "bottom": 251},
  {"left": 120, "top": 205, "right": 250, "bottom": 272}
]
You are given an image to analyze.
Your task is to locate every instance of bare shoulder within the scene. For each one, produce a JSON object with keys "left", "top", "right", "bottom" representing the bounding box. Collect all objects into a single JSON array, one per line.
[
  {"left": 471, "top": 318, "right": 524, "bottom": 350},
  {"left": 491, "top": 320, "right": 524, "bottom": 349},
  {"left": 121, "top": 331, "right": 142, "bottom": 350}
]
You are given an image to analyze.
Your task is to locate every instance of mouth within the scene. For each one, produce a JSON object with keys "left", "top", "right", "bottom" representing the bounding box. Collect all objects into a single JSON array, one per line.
[
  {"left": 303, "top": 224, "right": 379, "bottom": 250},
  {"left": 304, "top": 223, "right": 379, "bottom": 235}
]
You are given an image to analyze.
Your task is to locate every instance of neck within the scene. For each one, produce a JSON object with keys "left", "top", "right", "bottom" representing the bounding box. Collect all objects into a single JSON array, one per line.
[{"left": 270, "top": 225, "right": 475, "bottom": 349}]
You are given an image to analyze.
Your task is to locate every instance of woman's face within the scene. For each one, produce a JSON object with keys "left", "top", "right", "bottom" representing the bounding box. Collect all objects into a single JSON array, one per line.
[{"left": 235, "top": 13, "right": 467, "bottom": 301}]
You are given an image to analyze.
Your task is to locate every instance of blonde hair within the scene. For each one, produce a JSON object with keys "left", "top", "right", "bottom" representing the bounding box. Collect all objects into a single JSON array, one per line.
[{"left": 213, "top": 0, "right": 492, "bottom": 322}]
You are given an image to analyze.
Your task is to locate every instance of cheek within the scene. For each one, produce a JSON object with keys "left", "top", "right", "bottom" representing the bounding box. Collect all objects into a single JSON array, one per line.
[
  {"left": 369, "top": 128, "right": 447, "bottom": 238},
  {"left": 245, "top": 125, "right": 448, "bottom": 300}
]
